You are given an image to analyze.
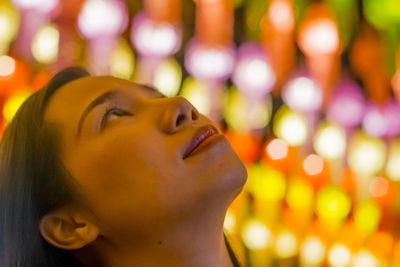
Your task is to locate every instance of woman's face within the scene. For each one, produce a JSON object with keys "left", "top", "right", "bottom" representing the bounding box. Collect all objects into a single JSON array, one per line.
[{"left": 43, "top": 76, "right": 247, "bottom": 240}]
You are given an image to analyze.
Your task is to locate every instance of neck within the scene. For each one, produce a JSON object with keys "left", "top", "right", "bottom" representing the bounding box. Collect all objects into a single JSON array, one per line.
[{"left": 79, "top": 203, "right": 234, "bottom": 267}]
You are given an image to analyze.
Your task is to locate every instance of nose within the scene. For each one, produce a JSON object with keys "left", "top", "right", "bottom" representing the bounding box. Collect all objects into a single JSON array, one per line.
[{"left": 160, "top": 96, "right": 200, "bottom": 134}]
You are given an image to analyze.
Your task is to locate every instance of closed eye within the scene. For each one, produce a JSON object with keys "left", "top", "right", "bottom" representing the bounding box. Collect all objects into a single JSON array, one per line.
[{"left": 101, "top": 105, "right": 132, "bottom": 129}]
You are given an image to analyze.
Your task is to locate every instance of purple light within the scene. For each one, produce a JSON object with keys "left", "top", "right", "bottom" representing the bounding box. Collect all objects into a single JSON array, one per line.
[
  {"left": 131, "top": 12, "right": 181, "bottom": 57},
  {"left": 327, "top": 81, "right": 366, "bottom": 128},
  {"left": 184, "top": 39, "right": 235, "bottom": 82},
  {"left": 362, "top": 99, "right": 400, "bottom": 137},
  {"left": 232, "top": 42, "right": 275, "bottom": 97}
]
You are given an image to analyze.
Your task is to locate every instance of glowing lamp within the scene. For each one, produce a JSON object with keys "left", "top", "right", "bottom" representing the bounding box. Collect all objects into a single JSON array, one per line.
[
  {"left": 313, "top": 123, "right": 346, "bottom": 160},
  {"left": 131, "top": 12, "right": 181, "bottom": 57},
  {"left": 179, "top": 77, "right": 211, "bottom": 115},
  {"left": 232, "top": 42, "right": 275, "bottom": 97},
  {"left": 12, "top": 0, "right": 58, "bottom": 13},
  {"left": 273, "top": 105, "right": 308, "bottom": 146},
  {"left": 386, "top": 140, "right": 400, "bottom": 181},
  {"left": 223, "top": 87, "right": 272, "bottom": 132},
  {"left": 31, "top": 24, "right": 59, "bottom": 64},
  {"left": 110, "top": 38, "right": 135, "bottom": 80},
  {"left": 184, "top": 40, "right": 235, "bottom": 81},
  {"left": 352, "top": 250, "right": 378, "bottom": 267},
  {"left": 300, "top": 236, "right": 325, "bottom": 265},
  {"left": 369, "top": 176, "right": 396, "bottom": 206},
  {"left": 354, "top": 200, "right": 381, "bottom": 236},
  {"left": 241, "top": 218, "right": 274, "bottom": 250},
  {"left": 274, "top": 230, "right": 297, "bottom": 258},
  {"left": 328, "top": 244, "right": 352, "bottom": 267},
  {"left": 316, "top": 186, "right": 351, "bottom": 223},
  {"left": 282, "top": 76, "right": 323, "bottom": 112},
  {"left": 0, "top": 2, "right": 19, "bottom": 45},
  {"left": 78, "top": 0, "right": 128, "bottom": 39},
  {"left": 153, "top": 57, "right": 182, "bottom": 97},
  {"left": 3, "top": 90, "right": 32, "bottom": 122},
  {"left": 286, "top": 178, "right": 314, "bottom": 211},
  {"left": 327, "top": 81, "right": 366, "bottom": 128}
]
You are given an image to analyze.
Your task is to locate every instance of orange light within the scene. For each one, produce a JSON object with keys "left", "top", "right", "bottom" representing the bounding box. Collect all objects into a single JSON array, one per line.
[
  {"left": 393, "top": 240, "right": 400, "bottom": 264},
  {"left": 300, "top": 154, "right": 330, "bottom": 190},
  {"left": 261, "top": 137, "right": 297, "bottom": 174},
  {"left": 369, "top": 176, "right": 396, "bottom": 206},
  {"left": 32, "top": 70, "right": 52, "bottom": 92},
  {"left": 224, "top": 129, "right": 261, "bottom": 164},
  {"left": 267, "top": 0, "right": 294, "bottom": 34},
  {"left": 338, "top": 222, "right": 364, "bottom": 253},
  {"left": 0, "top": 56, "right": 30, "bottom": 96},
  {"left": 366, "top": 231, "right": 393, "bottom": 259}
]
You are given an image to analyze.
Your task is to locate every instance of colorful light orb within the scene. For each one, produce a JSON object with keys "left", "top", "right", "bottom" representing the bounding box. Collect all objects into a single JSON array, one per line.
[
  {"left": 3, "top": 89, "right": 31, "bottom": 122},
  {"left": 0, "top": 2, "right": 19, "bottom": 45},
  {"left": 352, "top": 250, "right": 378, "bottom": 267},
  {"left": 273, "top": 105, "right": 308, "bottom": 146},
  {"left": 327, "top": 81, "right": 366, "bottom": 128},
  {"left": 348, "top": 131, "right": 387, "bottom": 174},
  {"left": 393, "top": 240, "right": 400, "bottom": 264},
  {"left": 241, "top": 218, "right": 274, "bottom": 250},
  {"left": 298, "top": 16, "right": 339, "bottom": 55},
  {"left": 386, "top": 140, "right": 400, "bottom": 181},
  {"left": 78, "top": 0, "right": 128, "bottom": 39},
  {"left": 384, "top": 99, "right": 400, "bottom": 137},
  {"left": 266, "top": 138, "right": 288, "bottom": 160},
  {"left": 262, "top": 138, "right": 297, "bottom": 174},
  {"left": 362, "top": 101, "right": 387, "bottom": 137},
  {"left": 328, "top": 244, "right": 352, "bottom": 267},
  {"left": 267, "top": 0, "right": 294, "bottom": 33},
  {"left": 363, "top": 0, "right": 400, "bottom": 30},
  {"left": 248, "top": 164, "right": 286, "bottom": 202},
  {"left": 274, "top": 230, "right": 298, "bottom": 258},
  {"left": 224, "top": 130, "right": 261, "bottom": 164},
  {"left": 110, "top": 38, "right": 135, "bottom": 80},
  {"left": 232, "top": 42, "right": 275, "bottom": 97},
  {"left": 354, "top": 200, "right": 381, "bottom": 236},
  {"left": 300, "top": 236, "right": 326, "bottom": 265},
  {"left": 153, "top": 57, "right": 182, "bottom": 97},
  {"left": 282, "top": 76, "right": 323, "bottom": 112},
  {"left": 313, "top": 123, "right": 346, "bottom": 160},
  {"left": 316, "top": 186, "right": 351, "bottom": 223},
  {"left": 179, "top": 77, "right": 211, "bottom": 115},
  {"left": 302, "top": 154, "right": 324, "bottom": 176},
  {"left": 366, "top": 231, "right": 394, "bottom": 258},
  {"left": 286, "top": 178, "right": 314, "bottom": 211},
  {"left": 131, "top": 12, "right": 181, "bottom": 57},
  {"left": 12, "top": 0, "right": 58, "bottom": 13},
  {"left": 0, "top": 55, "right": 15, "bottom": 77},
  {"left": 369, "top": 176, "right": 396, "bottom": 206},
  {"left": 185, "top": 40, "right": 235, "bottom": 81},
  {"left": 223, "top": 86, "right": 272, "bottom": 132},
  {"left": 223, "top": 210, "right": 236, "bottom": 235},
  {"left": 31, "top": 24, "right": 59, "bottom": 64}
]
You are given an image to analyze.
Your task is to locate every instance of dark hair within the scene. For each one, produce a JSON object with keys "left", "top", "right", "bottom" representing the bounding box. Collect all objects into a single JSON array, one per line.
[
  {"left": 0, "top": 66, "right": 241, "bottom": 267},
  {"left": 0, "top": 67, "right": 90, "bottom": 266}
]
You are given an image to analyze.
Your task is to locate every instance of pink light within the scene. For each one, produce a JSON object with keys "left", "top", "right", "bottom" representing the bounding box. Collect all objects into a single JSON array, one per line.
[
  {"left": 303, "top": 154, "right": 324, "bottom": 176},
  {"left": 266, "top": 138, "right": 289, "bottom": 160},
  {"left": 362, "top": 99, "right": 400, "bottom": 137},
  {"left": 12, "top": 0, "right": 59, "bottom": 13}
]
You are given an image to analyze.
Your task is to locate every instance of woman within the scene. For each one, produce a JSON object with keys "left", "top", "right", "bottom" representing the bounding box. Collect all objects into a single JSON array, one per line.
[{"left": 0, "top": 67, "right": 247, "bottom": 266}]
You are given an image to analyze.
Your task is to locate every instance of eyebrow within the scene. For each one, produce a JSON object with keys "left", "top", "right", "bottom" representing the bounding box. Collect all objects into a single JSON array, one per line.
[{"left": 76, "top": 86, "right": 165, "bottom": 138}]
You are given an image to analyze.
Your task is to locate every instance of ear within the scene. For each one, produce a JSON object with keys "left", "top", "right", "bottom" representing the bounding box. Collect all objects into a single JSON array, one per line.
[{"left": 39, "top": 208, "right": 100, "bottom": 250}]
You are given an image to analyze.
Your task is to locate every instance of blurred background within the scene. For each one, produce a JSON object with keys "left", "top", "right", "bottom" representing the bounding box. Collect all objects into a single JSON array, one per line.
[{"left": 1, "top": 0, "right": 400, "bottom": 266}]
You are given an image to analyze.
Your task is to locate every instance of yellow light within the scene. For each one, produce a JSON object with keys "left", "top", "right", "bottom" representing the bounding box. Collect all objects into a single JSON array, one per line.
[
  {"left": 153, "top": 57, "right": 182, "bottom": 97},
  {"left": 386, "top": 140, "right": 400, "bottom": 181},
  {"left": 274, "top": 230, "right": 297, "bottom": 258},
  {"left": 241, "top": 218, "right": 274, "bottom": 250},
  {"left": 300, "top": 236, "right": 325, "bottom": 265},
  {"left": 248, "top": 164, "right": 286, "bottom": 201},
  {"left": 354, "top": 200, "right": 381, "bottom": 236},
  {"left": 223, "top": 86, "right": 271, "bottom": 133},
  {"left": 348, "top": 131, "right": 387, "bottom": 174},
  {"left": 3, "top": 90, "right": 31, "bottom": 122},
  {"left": 286, "top": 178, "right": 314, "bottom": 210},
  {"left": 266, "top": 138, "right": 288, "bottom": 160},
  {"left": 273, "top": 105, "right": 308, "bottom": 146},
  {"left": 0, "top": 2, "right": 19, "bottom": 44},
  {"left": 313, "top": 123, "right": 346, "bottom": 160},
  {"left": 316, "top": 186, "right": 351, "bottom": 223},
  {"left": 180, "top": 77, "right": 211, "bottom": 115},
  {"left": 223, "top": 210, "right": 236, "bottom": 235},
  {"left": 303, "top": 154, "right": 324, "bottom": 176},
  {"left": 31, "top": 24, "right": 59, "bottom": 64},
  {"left": 110, "top": 38, "right": 135, "bottom": 80},
  {"left": 0, "top": 55, "right": 15, "bottom": 76},
  {"left": 328, "top": 244, "right": 351, "bottom": 267},
  {"left": 352, "top": 250, "right": 378, "bottom": 267}
]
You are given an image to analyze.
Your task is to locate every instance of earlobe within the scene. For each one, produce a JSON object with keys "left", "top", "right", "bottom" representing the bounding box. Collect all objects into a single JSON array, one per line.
[{"left": 39, "top": 210, "right": 100, "bottom": 250}]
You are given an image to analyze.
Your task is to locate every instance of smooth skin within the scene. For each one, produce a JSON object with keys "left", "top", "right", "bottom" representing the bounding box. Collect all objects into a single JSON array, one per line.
[{"left": 39, "top": 76, "right": 247, "bottom": 267}]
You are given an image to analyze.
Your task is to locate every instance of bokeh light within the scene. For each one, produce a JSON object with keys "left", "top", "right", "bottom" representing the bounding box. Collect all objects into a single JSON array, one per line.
[
  {"left": 354, "top": 200, "right": 381, "bottom": 236},
  {"left": 273, "top": 105, "right": 308, "bottom": 146},
  {"left": 274, "top": 230, "right": 297, "bottom": 258},
  {"left": 328, "top": 243, "right": 352, "bottom": 267},
  {"left": 153, "top": 57, "right": 182, "bottom": 97},
  {"left": 179, "top": 76, "right": 211, "bottom": 115},
  {"left": 110, "top": 38, "right": 135, "bottom": 80},
  {"left": 316, "top": 186, "right": 351, "bottom": 223},
  {"left": 386, "top": 140, "right": 400, "bottom": 181},
  {"left": 241, "top": 218, "right": 274, "bottom": 250},
  {"left": 31, "top": 24, "right": 59, "bottom": 64},
  {"left": 300, "top": 236, "right": 326, "bottom": 265},
  {"left": 313, "top": 123, "right": 346, "bottom": 160}
]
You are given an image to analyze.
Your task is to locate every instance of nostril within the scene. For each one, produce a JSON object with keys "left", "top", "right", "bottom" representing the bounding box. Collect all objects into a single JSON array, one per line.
[
  {"left": 176, "top": 114, "right": 186, "bottom": 127},
  {"left": 191, "top": 110, "right": 198, "bottom": 120}
]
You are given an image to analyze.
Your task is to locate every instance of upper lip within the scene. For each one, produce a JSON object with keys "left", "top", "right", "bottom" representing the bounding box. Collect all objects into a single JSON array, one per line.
[{"left": 183, "top": 124, "right": 219, "bottom": 159}]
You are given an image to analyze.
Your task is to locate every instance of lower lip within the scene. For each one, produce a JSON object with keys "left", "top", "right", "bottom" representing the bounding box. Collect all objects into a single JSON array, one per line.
[{"left": 185, "top": 133, "right": 224, "bottom": 159}]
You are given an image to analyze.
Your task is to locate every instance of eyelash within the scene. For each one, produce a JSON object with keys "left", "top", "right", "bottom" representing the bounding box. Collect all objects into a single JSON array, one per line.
[{"left": 101, "top": 103, "right": 132, "bottom": 129}]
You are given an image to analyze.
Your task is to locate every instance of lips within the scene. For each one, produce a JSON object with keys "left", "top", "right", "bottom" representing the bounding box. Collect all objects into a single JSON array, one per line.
[{"left": 183, "top": 124, "right": 219, "bottom": 159}]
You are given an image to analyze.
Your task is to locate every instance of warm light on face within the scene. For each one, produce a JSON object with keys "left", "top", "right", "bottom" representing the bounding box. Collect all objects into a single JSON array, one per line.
[
  {"left": 241, "top": 218, "right": 274, "bottom": 250},
  {"left": 299, "top": 19, "right": 339, "bottom": 55},
  {"left": 266, "top": 138, "right": 289, "bottom": 160},
  {"left": 0, "top": 55, "right": 15, "bottom": 77},
  {"left": 313, "top": 123, "right": 346, "bottom": 160},
  {"left": 274, "top": 230, "right": 297, "bottom": 258},
  {"left": 31, "top": 24, "right": 59, "bottom": 64},
  {"left": 153, "top": 57, "right": 182, "bottom": 97},
  {"left": 180, "top": 77, "right": 211, "bottom": 115},
  {"left": 300, "top": 236, "right": 326, "bottom": 265},
  {"left": 273, "top": 106, "right": 308, "bottom": 146},
  {"left": 268, "top": 0, "right": 294, "bottom": 33},
  {"left": 282, "top": 77, "right": 322, "bottom": 112}
]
